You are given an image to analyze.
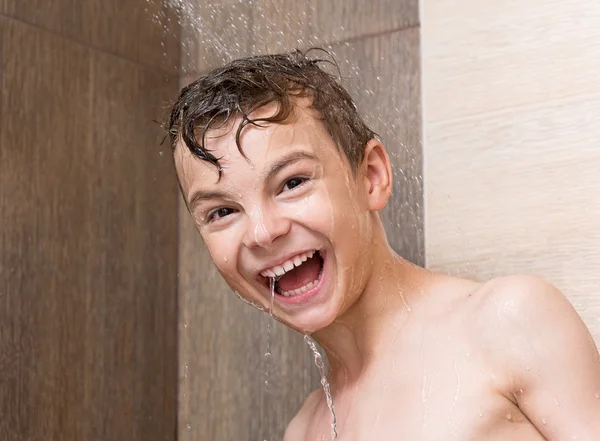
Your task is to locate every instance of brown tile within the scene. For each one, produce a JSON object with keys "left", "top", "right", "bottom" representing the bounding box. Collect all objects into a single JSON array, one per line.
[
  {"left": 86, "top": 50, "right": 179, "bottom": 441},
  {"left": 0, "top": 18, "right": 92, "bottom": 439},
  {"left": 179, "top": 0, "right": 252, "bottom": 75},
  {"left": 0, "top": 16, "right": 178, "bottom": 440},
  {"left": 328, "top": 28, "right": 424, "bottom": 264},
  {"left": 180, "top": 0, "right": 418, "bottom": 74},
  {"left": 312, "top": 0, "right": 418, "bottom": 44},
  {"left": 249, "top": 0, "right": 418, "bottom": 56},
  {"left": 3, "top": 0, "right": 179, "bottom": 72},
  {"left": 250, "top": 0, "right": 314, "bottom": 55}
]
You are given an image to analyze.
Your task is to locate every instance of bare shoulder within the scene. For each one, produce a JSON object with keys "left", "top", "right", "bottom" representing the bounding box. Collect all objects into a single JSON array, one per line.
[
  {"left": 471, "top": 274, "right": 575, "bottom": 326},
  {"left": 468, "top": 274, "right": 594, "bottom": 374},
  {"left": 283, "top": 389, "right": 321, "bottom": 441},
  {"left": 468, "top": 274, "right": 578, "bottom": 340},
  {"left": 468, "top": 275, "right": 600, "bottom": 435}
]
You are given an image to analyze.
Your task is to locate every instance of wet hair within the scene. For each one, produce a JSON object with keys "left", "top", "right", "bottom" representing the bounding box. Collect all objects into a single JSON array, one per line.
[{"left": 165, "top": 48, "right": 377, "bottom": 178}]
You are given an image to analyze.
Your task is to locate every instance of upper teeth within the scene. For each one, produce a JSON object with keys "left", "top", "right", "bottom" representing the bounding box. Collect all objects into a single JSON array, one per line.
[{"left": 261, "top": 250, "right": 316, "bottom": 278}]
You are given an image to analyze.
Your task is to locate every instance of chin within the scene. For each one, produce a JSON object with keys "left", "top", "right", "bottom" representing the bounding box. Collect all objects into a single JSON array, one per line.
[{"left": 281, "top": 299, "right": 341, "bottom": 335}]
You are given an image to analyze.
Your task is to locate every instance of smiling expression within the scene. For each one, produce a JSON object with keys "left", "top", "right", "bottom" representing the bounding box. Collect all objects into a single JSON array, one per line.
[{"left": 174, "top": 100, "right": 382, "bottom": 333}]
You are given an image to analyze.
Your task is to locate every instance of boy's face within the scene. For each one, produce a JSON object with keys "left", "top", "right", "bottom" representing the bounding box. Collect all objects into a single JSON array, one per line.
[{"left": 174, "top": 100, "right": 379, "bottom": 333}]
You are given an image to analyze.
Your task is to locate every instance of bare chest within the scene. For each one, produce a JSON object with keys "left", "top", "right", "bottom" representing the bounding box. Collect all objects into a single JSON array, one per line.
[{"left": 303, "top": 360, "right": 545, "bottom": 441}]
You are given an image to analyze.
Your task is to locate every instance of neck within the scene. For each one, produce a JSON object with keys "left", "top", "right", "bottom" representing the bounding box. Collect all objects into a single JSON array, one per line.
[{"left": 311, "top": 222, "right": 431, "bottom": 388}]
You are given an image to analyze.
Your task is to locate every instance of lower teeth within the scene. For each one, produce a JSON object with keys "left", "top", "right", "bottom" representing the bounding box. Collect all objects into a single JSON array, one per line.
[{"left": 277, "top": 267, "right": 323, "bottom": 297}]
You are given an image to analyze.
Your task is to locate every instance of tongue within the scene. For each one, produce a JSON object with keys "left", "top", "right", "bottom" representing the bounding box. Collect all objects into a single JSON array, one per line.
[{"left": 277, "top": 254, "right": 321, "bottom": 292}]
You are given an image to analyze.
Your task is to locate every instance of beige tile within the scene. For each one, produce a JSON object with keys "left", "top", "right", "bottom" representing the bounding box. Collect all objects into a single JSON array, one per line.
[
  {"left": 422, "top": 0, "right": 600, "bottom": 122},
  {"left": 3, "top": 0, "right": 179, "bottom": 72},
  {"left": 329, "top": 28, "right": 424, "bottom": 264},
  {"left": 425, "top": 93, "right": 600, "bottom": 341}
]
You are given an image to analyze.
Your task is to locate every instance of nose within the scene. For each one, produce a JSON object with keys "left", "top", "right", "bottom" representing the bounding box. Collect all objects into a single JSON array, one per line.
[{"left": 243, "top": 205, "right": 291, "bottom": 249}]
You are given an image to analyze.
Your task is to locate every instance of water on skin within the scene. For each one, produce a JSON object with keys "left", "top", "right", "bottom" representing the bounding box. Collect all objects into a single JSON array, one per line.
[
  {"left": 304, "top": 334, "right": 338, "bottom": 441},
  {"left": 232, "top": 289, "right": 265, "bottom": 312}
]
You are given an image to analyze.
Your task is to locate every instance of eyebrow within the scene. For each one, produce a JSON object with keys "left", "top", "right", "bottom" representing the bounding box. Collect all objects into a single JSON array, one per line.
[
  {"left": 187, "top": 190, "right": 231, "bottom": 211},
  {"left": 187, "top": 150, "right": 319, "bottom": 210},
  {"left": 263, "top": 150, "right": 319, "bottom": 183}
]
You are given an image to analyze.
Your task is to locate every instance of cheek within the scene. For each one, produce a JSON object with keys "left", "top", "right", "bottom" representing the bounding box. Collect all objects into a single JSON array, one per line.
[
  {"left": 285, "top": 190, "right": 335, "bottom": 232},
  {"left": 203, "top": 234, "right": 238, "bottom": 277}
]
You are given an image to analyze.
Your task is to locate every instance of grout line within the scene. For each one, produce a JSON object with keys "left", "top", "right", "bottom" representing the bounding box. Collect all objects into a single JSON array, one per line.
[
  {"left": 180, "top": 23, "right": 421, "bottom": 78},
  {"left": 0, "top": 13, "right": 178, "bottom": 76},
  {"left": 324, "top": 23, "right": 420, "bottom": 48}
]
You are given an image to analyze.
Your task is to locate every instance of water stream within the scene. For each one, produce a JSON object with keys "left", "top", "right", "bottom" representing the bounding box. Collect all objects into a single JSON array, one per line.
[
  {"left": 304, "top": 334, "right": 338, "bottom": 441},
  {"left": 267, "top": 277, "right": 338, "bottom": 440},
  {"left": 263, "top": 278, "right": 277, "bottom": 441},
  {"left": 264, "top": 279, "right": 276, "bottom": 393}
]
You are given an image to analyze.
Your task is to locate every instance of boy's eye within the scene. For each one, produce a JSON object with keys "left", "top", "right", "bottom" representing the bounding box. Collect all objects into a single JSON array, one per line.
[
  {"left": 282, "top": 177, "right": 308, "bottom": 192},
  {"left": 208, "top": 207, "right": 235, "bottom": 222}
]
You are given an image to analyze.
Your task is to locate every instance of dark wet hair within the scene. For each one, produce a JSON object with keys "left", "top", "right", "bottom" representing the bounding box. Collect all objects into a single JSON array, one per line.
[{"left": 166, "top": 48, "right": 376, "bottom": 178}]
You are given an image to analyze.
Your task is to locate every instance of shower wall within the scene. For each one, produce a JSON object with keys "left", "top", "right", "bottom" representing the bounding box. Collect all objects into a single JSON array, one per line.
[
  {"left": 177, "top": 1, "right": 422, "bottom": 439},
  {"left": 422, "top": 0, "right": 600, "bottom": 344},
  {"left": 0, "top": 2, "right": 179, "bottom": 440}
]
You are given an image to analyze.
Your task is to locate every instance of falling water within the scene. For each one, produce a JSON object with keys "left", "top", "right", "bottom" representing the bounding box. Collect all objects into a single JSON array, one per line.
[
  {"left": 262, "top": 278, "right": 277, "bottom": 441},
  {"left": 264, "top": 280, "right": 276, "bottom": 391},
  {"left": 304, "top": 334, "right": 338, "bottom": 441}
]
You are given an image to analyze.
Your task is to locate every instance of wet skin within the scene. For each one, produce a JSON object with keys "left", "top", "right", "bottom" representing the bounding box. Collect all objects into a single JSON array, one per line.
[{"left": 173, "top": 99, "right": 600, "bottom": 441}]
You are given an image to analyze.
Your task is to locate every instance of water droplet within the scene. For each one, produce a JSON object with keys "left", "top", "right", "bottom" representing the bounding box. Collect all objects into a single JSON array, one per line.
[
  {"left": 554, "top": 397, "right": 560, "bottom": 406},
  {"left": 595, "top": 391, "right": 600, "bottom": 399},
  {"left": 542, "top": 418, "right": 547, "bottom": 425},
  {"left": 187, "top": 424, "right": 191, "bottom": 430},
  {"left": 223, "top": 256, "right": 228, "bottom": 262},
  {"left": 478, "top": 408, "right": 483, "bottom": 417},
  {"left": 506, "top": 412, "right": 512, "bottom": 420}
]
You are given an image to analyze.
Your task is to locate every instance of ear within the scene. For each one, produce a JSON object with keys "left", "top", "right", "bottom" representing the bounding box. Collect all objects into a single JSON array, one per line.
[{"left": 360, "top": 138, "right": 393, "bottom": 211}]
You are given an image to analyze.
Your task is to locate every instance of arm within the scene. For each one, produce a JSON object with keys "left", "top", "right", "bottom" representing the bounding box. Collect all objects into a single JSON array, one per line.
[{"left": 490, "top": 276, "right": 600, "bottom": 439}]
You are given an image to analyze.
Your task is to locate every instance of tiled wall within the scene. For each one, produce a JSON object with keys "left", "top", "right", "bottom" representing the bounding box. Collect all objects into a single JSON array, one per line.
[
  {"left": 0, "top": 2, "right": 179, "bottom": 440},
  {"left": 177, "top": 1, "right": 422, "bottom": 439},
  {"left": 422, "top": 0, "right": 600, "bottom": 344}
]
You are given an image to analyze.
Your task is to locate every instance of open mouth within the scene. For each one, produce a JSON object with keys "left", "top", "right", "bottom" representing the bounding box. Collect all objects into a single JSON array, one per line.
[{"left": 260, "top": 249, "right": 325, "bottom": 299}]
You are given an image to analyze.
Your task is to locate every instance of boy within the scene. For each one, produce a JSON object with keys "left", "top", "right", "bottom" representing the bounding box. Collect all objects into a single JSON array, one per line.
[{"left": 167, "top": 50, "right": 600, "bottom": 440}]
